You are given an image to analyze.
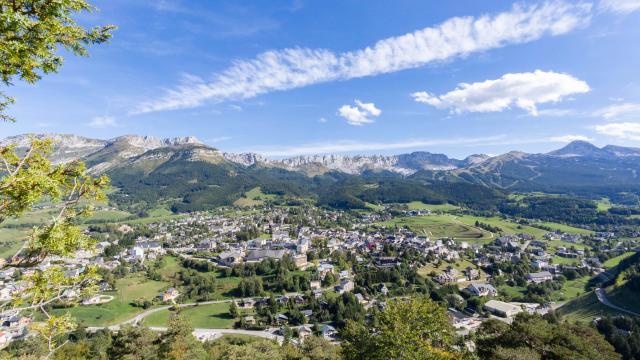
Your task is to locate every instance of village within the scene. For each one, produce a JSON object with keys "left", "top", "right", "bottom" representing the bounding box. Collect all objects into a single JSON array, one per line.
[{"left": 0, "top": 204, "right": 636, "bottom": 348}]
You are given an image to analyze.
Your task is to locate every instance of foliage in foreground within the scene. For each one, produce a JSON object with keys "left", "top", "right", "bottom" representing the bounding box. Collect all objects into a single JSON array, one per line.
[
  {"left": 1, "top": 0, "right": 114, "bottom": 356},
  {"left": 475, "top": 312, "right": 620, "bottom": 360},
  {"left": 340, "top": 296, "right": 465, "bottom": 360}
]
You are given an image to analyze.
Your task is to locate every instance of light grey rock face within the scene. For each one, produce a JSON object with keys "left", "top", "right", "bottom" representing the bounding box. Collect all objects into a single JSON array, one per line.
[
  {"left": 0, "top": 133, "right": 107, "bottom": 164},
  {"left": 4, "top": 134, "right": 638, "bottom": 178},
  {"left": 222, "top": 152, "right": 268, "bottom": 166},
  {"left": 108, "top": 135, "right": 202, "bottom": 151}
]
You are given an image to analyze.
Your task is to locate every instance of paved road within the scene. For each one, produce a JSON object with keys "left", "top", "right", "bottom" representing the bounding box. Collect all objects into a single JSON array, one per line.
[
  {"left": 595, "top": 288, "right": 640, "bottom": 316},
  {"left": 85, "top": 289, "right": 328, "bottom": 342},
  {"left": 87, "top": 324, "right": 284, "bottom": 344},
  {"left": 121, "top": 299, "right": 233, "bottom": 326}
]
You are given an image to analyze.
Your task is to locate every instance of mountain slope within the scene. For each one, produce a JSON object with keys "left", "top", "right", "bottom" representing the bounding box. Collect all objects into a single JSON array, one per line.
[{"left": 3, "top": 134, "right": 640, "bottom": 208}]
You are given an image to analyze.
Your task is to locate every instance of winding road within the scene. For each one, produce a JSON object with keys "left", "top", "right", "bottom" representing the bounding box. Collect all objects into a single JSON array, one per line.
[
  {"left": 85, "top": 289, "right": 328, "bottom": 342},
  {"left": 595, "top": 288, "right": 640, "bottom": 317},
  {"left": 86, "top": 298, "right": 285, "bottom": 343}
]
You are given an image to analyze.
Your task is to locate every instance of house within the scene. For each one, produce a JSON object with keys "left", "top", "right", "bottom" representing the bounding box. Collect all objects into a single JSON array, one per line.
[
  {"left": 321, "top": 324, "right": 337, "bottom": 340},
  {"left": 335, "top": 279, "right": 354, "bottom": 294},
  {"left": 527, "top": 271, "right": 554, "bottom": 283},
  {"left": 4, "top": 315, "right": 31, "bottom": 329},
  {"left": 355, "top": 293, "right": 367, "bottom": 304},
  {"left": 317, "top": 263, "right": 334, "bottom": 279},
  {"left": 434, "top": 273, "right": 458, "bottom": 284},
  {"left": 117, "top": 224, "right": 133, "bottom": 233},
  {"left": 239, "top": 298, "right": 255, "bottom": 309},
  {"left": 298, "top": 326, "right": 313, "bottom": 340},
  {"left": 243, "top": 315, "right": 256, "bottom": 326},
  {"left": 464, "top": 267, "right": 480, "bottom": 281},
  {"left": 161, "top": 287, "right": 180, "bottom": 302},
  {"left": 293, "top": 254, "right": 308, "bottom": 269},
  {"left": 297, "top": 238, "right": 310, "bottom": 254},
  {"left": 136, "top": 241, "right": 164, "bottom": 254},
  {"left": 378, "top": 283, "right": 389, "bottom": 296},
  {"left": 464, "top": 283, "right": 498, "bottom": 297},
  {"left": 276, "top": 313, "right": 288, "bottom": 325},
  {"left": 216, "top": 251, "right": 243, "bottom": 266},
  {"left": 310, "top": 280, "right": 322, "bottom": 290},
  {"left": 484, "top": 300, "right": 522, "bottom": 318},
  {"left": 375, "top": 256, "right": 399, "bottom": 268},
  {"left": 531, "top": 260, "right": 548, "bottom": 270},
  {"left": 245, "top": 249, "right": 286, "bottom": 262}
]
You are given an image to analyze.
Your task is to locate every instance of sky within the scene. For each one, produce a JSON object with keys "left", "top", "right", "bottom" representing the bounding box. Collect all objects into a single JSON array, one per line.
[{"left": 2, "top": 0, "right": 640, "bottom": 159}]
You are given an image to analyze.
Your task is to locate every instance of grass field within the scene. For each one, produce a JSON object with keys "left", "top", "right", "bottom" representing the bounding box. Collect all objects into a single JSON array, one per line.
[
  {"left": 1, "top": 208, "right": 132, "bottom": 227},
  {"left": 596, "top": 198, "right": 613, "bottom": 212},
  {"left": 554, "top": 276, "right": 590, "bottom": 301},
  {"left": 365, "top": 202, "right": 385, "bottom": 211},
  {"left": 143, "top": 302, "right": 237, "bottom": 328},
  {"left": 158, "top": 256, "right": 242, "bottom": 299},
  {"left": 546, "top": 240, "right": 589, "bottom": 253},
  {"left": 0, "top": 228, "right": 27, "bottom": 259},
  {"left": 377, "top": 214, "right": 493, "bottom": 243},
  {"left": 375, "top": 213, "right": 585, "bottom": 244},
  {"left": 537, "top": 222, "right": 594, "bottom": 236},
  {"left": 551, "top": 255, "right": 580, "bottom": 266},
  {"left": 603, "top": 252, "right": 635, "bottom": 268},
  {"left": 498, "top": 285, "right": 527, "bottom": 300},
  {"left": 234, "top": 187, "right": 276, "bottom": 207},
  {"left": 558, "top": 291, "right": 626, "bottom": 323},
  {"left": 417, "top": 259, "right": 488, "bottom": 286},
  {"left": 606, "top": 285, "right": 640, "bottom": 314},
  {"left": 454, "top": 215, "right": 549, "bottom": 238},
  {"left": 55, "top": 275, "right": 170, "bottom": 326},
  {"left": 405, "top": 201, "right": 459, "bottom": 212}
]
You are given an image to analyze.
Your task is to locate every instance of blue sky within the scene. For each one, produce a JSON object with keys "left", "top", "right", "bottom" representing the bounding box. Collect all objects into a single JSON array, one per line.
[{"left": 3, "top": 0, "right": 640, "bottom": 158}]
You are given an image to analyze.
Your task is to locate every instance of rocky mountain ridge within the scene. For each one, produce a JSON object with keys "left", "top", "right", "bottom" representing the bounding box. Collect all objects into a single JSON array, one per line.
[{"left": 2, "top": 134, "right": 640, "bottom": 178}]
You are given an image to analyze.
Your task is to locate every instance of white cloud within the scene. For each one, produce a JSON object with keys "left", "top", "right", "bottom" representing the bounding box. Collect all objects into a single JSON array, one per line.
[
  {"left": 412, "top": 70, "right": 590, "bottom": 115},
  {"left": 536, "top": 108, "right": 578, "bottom": 117},
  {"left": 547, "top": 134, "right": 594, "bottom": 142},
  {"left": 338, "top": 100, "right": 381, "bottom": 126},
  {"left": 594, "top": 122, "right": 640, "bottom": 140},
  {"left": 86, "top": 116, "right": 118, "bottom": 128},
  {"left": 134, "top": 1, "right": 591, "bottom": 114},
  {"left": 599, "top": 0, "right": 640, "bottom": 14},
  {"left": 318, "top": 117, "right": 327, "bottom": 123},
  {"left": 593, "top": 102, "right": 640, "bottom": 119}
]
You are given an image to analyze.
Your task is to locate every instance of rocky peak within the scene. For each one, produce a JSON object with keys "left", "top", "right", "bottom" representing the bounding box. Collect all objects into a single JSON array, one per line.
[
  {"left": 108, "top": 135, "right": 202, "bottom": 150},
  {"left": 548, "top": 140, "right": 607, "bottom": 158},
  {"left": 222, "top": 152, "right": 267, "bottom": 166}
]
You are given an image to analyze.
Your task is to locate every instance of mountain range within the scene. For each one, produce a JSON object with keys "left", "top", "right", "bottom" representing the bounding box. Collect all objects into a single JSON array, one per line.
[
  {"left": 2, "top": 133, "right": 639, "bottom": 176},
  {"left": 2, "top": 133, "right": 640, "bottom": 210}
]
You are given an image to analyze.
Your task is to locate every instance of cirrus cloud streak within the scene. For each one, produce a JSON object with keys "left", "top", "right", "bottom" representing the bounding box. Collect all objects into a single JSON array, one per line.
[{"left": 134, "top": 1, "right": 591, "bottom": 114}]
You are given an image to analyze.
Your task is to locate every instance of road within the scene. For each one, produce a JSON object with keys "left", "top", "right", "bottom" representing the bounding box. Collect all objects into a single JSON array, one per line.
[
  {"left": 121, "top": 299, "right": 234, "bottom": 327},
  {"left": 87, "top": 324, "right": 285, "bottom": 344},
  {"left": 595, "top": 288, "right": 640, "bottom": 316},
  {"left": 85, "top": 289, "right": 328, "bottom": 342}
]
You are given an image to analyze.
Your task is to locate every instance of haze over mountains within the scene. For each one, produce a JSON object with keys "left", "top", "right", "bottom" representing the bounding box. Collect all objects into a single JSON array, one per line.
[
  {"left": 6, "top": 133, "right": 638, "bottom": 176},
  {"left": 2, "top": 134, "right": 640, "bottom": 202}
]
